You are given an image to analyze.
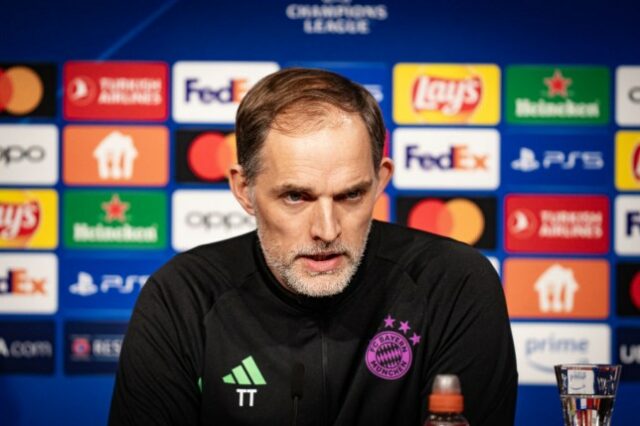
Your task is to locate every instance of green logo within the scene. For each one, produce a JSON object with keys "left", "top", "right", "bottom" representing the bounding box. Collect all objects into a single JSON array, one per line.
[
  {"left": 506, "top": 66, "right": 609, "bottom": 124},
  {"left": 63, "top": 190, "right": 167, "bottom": 249},
  {"left": 222, "top": 356, "right": 267, "bottom": 386}
]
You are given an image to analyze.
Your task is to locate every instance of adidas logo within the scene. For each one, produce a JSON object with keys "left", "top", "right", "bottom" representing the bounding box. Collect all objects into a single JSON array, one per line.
[{"left": 222, "top": 356, "right": 267, "bottom": 386}]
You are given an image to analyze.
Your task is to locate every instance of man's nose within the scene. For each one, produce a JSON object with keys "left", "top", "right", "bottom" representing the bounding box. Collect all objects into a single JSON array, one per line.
[{"left": 310, "top": 199, "right": 341, "bottom": 243}]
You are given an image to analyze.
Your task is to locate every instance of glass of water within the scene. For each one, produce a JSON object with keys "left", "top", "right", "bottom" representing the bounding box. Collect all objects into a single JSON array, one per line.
[{"left": 554, "top": 364, "right": 622, "bottom": 426}]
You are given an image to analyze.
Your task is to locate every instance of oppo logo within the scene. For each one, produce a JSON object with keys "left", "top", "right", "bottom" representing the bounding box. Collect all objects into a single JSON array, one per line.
[
  {"left": 629, "top": 86, "right": 640, "bottom": 104},
  {"left": 0, "top": 145, "right": 45, "bottom": 165},
  {"left": 186, "top": 211, "right": 255, "bottom": 230}
]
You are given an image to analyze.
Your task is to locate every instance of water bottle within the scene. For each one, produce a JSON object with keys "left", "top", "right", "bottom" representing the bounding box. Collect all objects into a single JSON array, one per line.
[{"left": 424, "top": 374, "right": 470, "bottom": 426}]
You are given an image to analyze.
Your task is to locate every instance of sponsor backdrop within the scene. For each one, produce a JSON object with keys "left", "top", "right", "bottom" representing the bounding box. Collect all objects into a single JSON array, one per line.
[{"left": 1, "top": 0, "right": 639, "bottom": 424}]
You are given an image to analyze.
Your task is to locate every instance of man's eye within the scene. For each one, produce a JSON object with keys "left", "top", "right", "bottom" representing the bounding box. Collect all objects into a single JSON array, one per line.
[
  {"left": 284, "top": 192, "right": 303, "bottom": 203},
  {"left": 345, "top": 190, "right": 362, "bottom": 200}
]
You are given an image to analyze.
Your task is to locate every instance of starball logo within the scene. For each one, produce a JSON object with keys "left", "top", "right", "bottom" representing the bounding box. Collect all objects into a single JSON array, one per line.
[
  {"left": 0, "top": 64, "right": 56, "bottom": 118},
  {"left": 172, "top": 62, "right": 279, "bottom": 123},
  {"left": 393, "top": 64, "right": 500, "bottom": 125},
  {"left": 64, "top": 61, "right": 168, "bottom": 121}
]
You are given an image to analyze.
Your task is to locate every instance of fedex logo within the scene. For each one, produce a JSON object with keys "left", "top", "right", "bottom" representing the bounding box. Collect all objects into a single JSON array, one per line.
[
  {"left": 393, "top": 128, "right": 499, "bottom": 190},
  {"left": 0, "top": 254, "right": 57, "bottom": 314},
  {"left": 173, "top": 62, "right": 279, "bottom": 123},
  {"left": 0, "top": 268, "right": 46, "bottom": 295},
  {"left": 405, "top": 144, "right": 487, "bottom": 171},
  {"left": 616, "top": 196, "right": 640, "bottom": 255},
  {"left": 184, "top": 78, "right": 248, "bottom": 104}
]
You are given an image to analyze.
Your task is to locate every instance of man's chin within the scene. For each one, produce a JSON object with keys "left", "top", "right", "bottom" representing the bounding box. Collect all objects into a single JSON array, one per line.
[{"left": 284, "top": 269, "right": 352, "bottom": 298}]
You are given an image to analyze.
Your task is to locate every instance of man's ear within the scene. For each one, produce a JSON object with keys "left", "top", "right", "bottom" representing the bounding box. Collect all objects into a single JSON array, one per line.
[
  {"left": 229, "top": 164, "right": 256, "bottom": 216},
  {"left": 374, "top": 157, "right": 394, "bottom": 198}
]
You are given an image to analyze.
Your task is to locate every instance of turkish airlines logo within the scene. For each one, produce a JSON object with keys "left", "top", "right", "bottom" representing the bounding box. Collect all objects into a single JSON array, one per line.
[
  {"left": 412, "top": 75, "right": 481, "bottom": 115},
  {"left": 172, "top": 190, "right": 255, "bottom": 251},
  {"left": 396, "top": 196, "right": 496, "bottom": 249},
  {"left": 505, "top": 195, "right": 609, "bottom": 254},
  {"left": 64, "top": 126, "right": 168, "bottom": 186},
  {"left": 172, "top": 62, "right": 279, "bottom": 123},
  {"left": 0, "top": 253, "right": 58, "bottom": 314},
  {"left": 175, "top": 130, "right": 236, "bottom": 183},
  {"left": 0, "top": 64, "right": 56, "bottom": 117},
  {"left": 393, "top": 128, "right": 499, "bottom": 190},
  {"left": 64, "top": 61, "right": 168, "bottom": 121},
  {"left": 504, "top": 258, "right": 608, "bottom": 319}
]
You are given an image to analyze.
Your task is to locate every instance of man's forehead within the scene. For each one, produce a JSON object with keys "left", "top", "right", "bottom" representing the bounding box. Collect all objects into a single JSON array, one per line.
[{"left": 270, "top": 104, "right": 360, "bottom": 137}]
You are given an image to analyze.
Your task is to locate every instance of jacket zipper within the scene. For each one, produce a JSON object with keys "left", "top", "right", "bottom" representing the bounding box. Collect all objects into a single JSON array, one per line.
[{"left": 320, "top": 319, "right": 329, "bottom": 426}]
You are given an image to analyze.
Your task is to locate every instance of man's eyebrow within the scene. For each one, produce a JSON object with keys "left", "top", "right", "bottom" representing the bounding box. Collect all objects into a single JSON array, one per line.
[
  {"left": 338, "top": 180, "right": 374, "bottom": 195},
  {"left": 271, "top": 183, "right": 315, "bottom": 195}
]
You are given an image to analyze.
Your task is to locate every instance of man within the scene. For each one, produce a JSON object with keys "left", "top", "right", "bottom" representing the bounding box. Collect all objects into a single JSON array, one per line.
[{"left": 109, "top": 68, "right": 517, "bottom": 425}]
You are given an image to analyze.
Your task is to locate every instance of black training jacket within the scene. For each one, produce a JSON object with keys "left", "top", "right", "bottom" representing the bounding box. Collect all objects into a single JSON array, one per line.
[{"left": 109, "top": 221, "right": 518, "bottom": 425}]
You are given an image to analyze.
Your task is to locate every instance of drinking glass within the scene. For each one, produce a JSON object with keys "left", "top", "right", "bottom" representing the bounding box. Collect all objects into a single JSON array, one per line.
[{"left": 554, "top": 364, "right": 622, "bottom": 426}]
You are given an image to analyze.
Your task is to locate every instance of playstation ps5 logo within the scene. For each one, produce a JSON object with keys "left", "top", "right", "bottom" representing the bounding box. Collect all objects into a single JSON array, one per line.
[{"left": 511, "top": 147, "right": 604, "bottom": 172}]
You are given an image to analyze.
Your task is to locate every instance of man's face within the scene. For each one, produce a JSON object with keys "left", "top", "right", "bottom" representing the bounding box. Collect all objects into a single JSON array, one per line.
[{"left": 233, "top": 111, "right": 391, "bottom": 297}]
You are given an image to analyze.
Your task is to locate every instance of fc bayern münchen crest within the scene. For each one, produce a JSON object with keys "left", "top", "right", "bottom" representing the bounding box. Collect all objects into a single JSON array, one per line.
[{"left": 365, "top": 314, "right": 421, "bottom": 380}]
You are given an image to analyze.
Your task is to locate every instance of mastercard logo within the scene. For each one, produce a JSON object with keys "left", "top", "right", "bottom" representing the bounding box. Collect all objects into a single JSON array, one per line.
[
  {"left": 0, "top": 66, "right": 44, "bottom": 115},
  {"left": 407, "top": 198, "right": 485, "bottom": 245},
  {"left": 186, "top": 132, "right": 237, "bottom": 181}
]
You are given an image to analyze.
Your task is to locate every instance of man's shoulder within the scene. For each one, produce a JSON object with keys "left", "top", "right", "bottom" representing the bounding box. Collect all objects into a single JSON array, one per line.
[
  {"left": 372, "top": 221, "right": 494, "bottom": 281},
  {"left": 151, "top": 231, "right": 258, "bottom": 291}
]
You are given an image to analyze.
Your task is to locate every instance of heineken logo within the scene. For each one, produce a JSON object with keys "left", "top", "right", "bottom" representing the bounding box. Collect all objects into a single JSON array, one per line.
[
  {"left": 64, "top": 191, "right": 166, "bottom": 249},
  {"left": 507, "top": 66, "right": 609, "bottom": 125}
]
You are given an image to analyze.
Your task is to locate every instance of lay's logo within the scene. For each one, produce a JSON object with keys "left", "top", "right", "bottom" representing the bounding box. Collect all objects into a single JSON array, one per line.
[
  {"left": 394, "top": 64, "right": 500, "bottom": 125},
  {"left": 0, "top": 190, "right": 57, "bottom": 249},
  {"left": 412, "top": 75, "right": 481, "bottom": 115}
]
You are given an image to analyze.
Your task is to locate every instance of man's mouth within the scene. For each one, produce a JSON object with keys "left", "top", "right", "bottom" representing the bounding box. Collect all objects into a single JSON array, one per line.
[{"left": 299, "top": 252, "right": 344, "bottom": 273}]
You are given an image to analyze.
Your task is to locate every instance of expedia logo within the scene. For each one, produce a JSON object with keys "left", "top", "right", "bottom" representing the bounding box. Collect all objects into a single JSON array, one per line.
[
  {"left": 0, "top": 64, "right": 56, "bottom": 117},
  {"left": 412, "top": 75, "right": 481, "bottom": 115},
  {"left": 0, "top": 321, "right": 55, "bottom": 374}
]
